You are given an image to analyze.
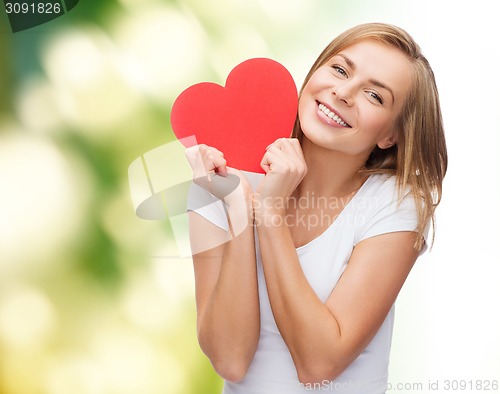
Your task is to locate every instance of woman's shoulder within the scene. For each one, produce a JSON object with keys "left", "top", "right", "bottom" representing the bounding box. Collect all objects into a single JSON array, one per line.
[
  {"left": 363, "top": 173, "right": 399, "bottom": 193},
  {"left": 354, "top": 173, "right": 426, "bottom": 247},
  {"left": 359, "top": 173, "right": 398, "bottom": 201},
  {"left": 357, "top": 173, "right": 416, "bottom": 211}
]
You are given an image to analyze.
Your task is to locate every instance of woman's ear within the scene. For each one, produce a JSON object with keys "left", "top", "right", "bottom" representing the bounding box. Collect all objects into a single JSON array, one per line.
[{"left": 377, "top": 133, "right": 398, "bottom": 150}]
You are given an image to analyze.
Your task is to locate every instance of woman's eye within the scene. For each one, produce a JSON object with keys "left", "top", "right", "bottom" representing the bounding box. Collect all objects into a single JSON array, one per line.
[
  {"left": 332, "top": 65, "right": 347, "bottom": 77},
  {"left": 368, "top": 91, "right": 383, "bottom": 104}
]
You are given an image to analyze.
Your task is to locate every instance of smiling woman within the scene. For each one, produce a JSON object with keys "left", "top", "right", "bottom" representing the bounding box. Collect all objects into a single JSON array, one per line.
[
  {"left": 298, "top": 40, "right": 412, "bottom": 152},
  {"left": 186, "top": 23, "right": 447, "bottom": 394},
  {"left": 293, "top": 23, "right": 447, "bottom": 249}
]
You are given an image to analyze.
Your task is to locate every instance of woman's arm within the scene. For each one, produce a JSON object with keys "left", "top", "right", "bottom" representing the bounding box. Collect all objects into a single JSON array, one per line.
[
  {"left": 187, "top": 145, "right": 260, "bottom": 382},
  {"left": 256, "top": 213, "right": 419, "bottom": 384}
]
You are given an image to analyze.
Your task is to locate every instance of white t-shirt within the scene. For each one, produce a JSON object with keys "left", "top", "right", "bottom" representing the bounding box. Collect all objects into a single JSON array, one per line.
[{"left": 187, "top": 173, "right": 427, "bottom": 394}]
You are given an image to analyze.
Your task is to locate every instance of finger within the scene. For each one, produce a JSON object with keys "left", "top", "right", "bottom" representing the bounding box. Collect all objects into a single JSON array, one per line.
[
  {"left": 283, "top": 139, "right": 306, "bottom": 174},
  {"left": 272, "top": 139, "right": 306, "bottom": 174},
  {"left": 277, "top": 139, "right": 298, "bottom": 157},
  {"left": 276, "top": 139, "right": 305, "bottom": 167},
  {"left": 268, "top": 139, "right": 299, "bottom": 163},
  {"left": 266, "top": 137, "right": 287, "bottom": 151},
  {"left": 260, "top": 149, "right": 281, "bottom": 173},
  {"left": 199, "top": 148, "right": 217, "bottom": 179},
  {"left": 288, "top": 138, "right": 305, "bottom": 160},
  {"left": 212, "top": 147, "right": 225, "bottom": 157},
  {"left": 186, "top": 147, "right": 210, "bottom": 183},
  {"left": 213, "top": 155, "right": 228, "bottom": 177},
  {"left": 267, "top": 145, "right": 296, "bottom": 166},
  {"left": 260, "top": 151, "right": 272, "bottom": 173},
  {"left": 264, "top": 146, "right": 296, "bottom": 173},
  {"left": 200, "top": 146, "right": 228, "bottom": 177},
  {"left": 200, "top": 144, "right": 225, "bottom": 157}
]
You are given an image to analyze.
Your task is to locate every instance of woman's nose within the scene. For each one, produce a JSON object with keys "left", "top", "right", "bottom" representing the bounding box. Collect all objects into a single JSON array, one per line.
[{"left": 332, "top": 83, "right": 354, "bottom": 106}]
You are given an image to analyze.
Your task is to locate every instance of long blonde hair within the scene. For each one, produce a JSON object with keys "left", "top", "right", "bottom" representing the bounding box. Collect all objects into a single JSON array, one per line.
[{"left": 292, "top": 23, "right": 448, "bottom": 250}]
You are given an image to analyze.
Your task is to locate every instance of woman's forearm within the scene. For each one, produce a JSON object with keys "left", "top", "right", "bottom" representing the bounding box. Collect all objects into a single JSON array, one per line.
[
  {"left": 198, "top": 198, "right": 260, "bottom": 381},
  {"left": 255, "top": 208, "right": 345, "bottom": 383}
]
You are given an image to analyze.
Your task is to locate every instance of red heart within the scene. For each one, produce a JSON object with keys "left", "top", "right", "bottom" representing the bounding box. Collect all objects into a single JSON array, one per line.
[{"left": 170, "top": 58, "right": 298, "bottom": 173}]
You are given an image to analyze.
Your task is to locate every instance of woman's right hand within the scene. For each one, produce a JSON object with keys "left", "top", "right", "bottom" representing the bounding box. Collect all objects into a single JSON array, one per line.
[{"left": 185, "top": 144, "right": 253, "bottom": 204}]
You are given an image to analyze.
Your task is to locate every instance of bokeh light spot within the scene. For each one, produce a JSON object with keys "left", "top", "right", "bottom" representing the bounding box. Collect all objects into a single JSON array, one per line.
[{"left": 0, "top": 285, "right": 56, "bottom": 348}]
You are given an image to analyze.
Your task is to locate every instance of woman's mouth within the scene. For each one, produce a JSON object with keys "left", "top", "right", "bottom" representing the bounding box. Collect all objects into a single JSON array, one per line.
[{"left": 317, "top": 102, "right": 351, "bottom": 128}]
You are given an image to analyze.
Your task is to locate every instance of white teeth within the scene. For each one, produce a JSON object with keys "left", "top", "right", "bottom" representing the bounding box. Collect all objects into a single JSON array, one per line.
[{"left": 318, "top": 103, "right": 348, "bottom": 127}]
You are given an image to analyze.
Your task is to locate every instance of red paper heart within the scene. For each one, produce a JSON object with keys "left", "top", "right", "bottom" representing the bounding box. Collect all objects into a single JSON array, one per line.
[{"left": 171, "top": 58, "right": 298, "bottom": 173}]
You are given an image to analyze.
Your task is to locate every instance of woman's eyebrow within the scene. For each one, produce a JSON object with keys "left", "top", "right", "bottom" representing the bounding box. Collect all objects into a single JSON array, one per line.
[
  {"left": 337, "top": 53, "right": 395, "bottom": 103},
  {"left": 368, "top": 79, "right": 395, "bottom": 103},
  {"left": 338, "top": 53, "right": 356, "bottom": 70}
]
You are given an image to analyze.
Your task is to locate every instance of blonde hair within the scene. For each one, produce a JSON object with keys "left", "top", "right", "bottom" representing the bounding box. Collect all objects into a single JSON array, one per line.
[{"left": 292, "top": 23, "right": 448, "bottom": 250}]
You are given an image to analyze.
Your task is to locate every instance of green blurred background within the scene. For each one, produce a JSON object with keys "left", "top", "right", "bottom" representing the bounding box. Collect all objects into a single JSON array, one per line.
[{"left": 1, "top": 1, "right": 499, "bottom": 394}]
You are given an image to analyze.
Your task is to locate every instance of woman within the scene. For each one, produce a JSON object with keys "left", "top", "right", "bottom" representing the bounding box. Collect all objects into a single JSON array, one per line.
[{"left": 185, "top": 23, "right": 447, "bottom": 393}]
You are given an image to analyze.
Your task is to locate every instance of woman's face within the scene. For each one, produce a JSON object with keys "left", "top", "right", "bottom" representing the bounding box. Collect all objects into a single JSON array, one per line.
[{"left": 298, "top": 39, "right": 412, "bottom": 157}]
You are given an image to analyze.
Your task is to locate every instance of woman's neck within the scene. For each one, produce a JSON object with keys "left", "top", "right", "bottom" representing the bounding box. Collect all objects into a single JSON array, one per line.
[{"left": 294, "top": 137, "right": 369, "bottom": 199}]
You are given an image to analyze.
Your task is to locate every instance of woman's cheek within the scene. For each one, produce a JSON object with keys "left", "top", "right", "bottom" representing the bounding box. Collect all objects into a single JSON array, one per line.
[{"left": 360, "top": 110, "right": 392, "bottom": 137}]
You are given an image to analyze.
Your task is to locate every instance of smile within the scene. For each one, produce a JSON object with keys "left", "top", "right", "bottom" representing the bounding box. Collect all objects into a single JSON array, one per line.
[{"left": 317, "top": 102, "right": 351, "bottom": 127}]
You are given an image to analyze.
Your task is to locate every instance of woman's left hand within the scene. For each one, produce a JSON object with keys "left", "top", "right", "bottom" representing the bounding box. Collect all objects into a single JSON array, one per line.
[{"left": 254, "top": 138, "right": 307, "bottom": 216}]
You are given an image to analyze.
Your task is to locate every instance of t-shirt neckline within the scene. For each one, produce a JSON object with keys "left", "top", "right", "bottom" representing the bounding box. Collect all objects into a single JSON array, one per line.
[{"left": 295, "top": 174, "right": 374, "bottom": 252}]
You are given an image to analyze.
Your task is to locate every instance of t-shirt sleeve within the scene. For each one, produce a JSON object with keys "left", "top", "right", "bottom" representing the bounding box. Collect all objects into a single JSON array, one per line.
[
  {"left": 186, "top": 182, "right": 229, "bottom": 231},
  {"left": 356, "top": 178, "right": 429, "bottom": 254}
]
